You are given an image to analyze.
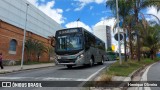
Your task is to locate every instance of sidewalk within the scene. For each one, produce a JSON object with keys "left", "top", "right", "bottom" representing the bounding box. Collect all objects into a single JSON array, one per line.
[{"left": 0, "top": 63, "right": 55, "bottom": 74}]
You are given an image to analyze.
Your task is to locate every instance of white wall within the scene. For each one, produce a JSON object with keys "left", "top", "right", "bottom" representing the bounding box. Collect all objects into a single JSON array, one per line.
[
  {"left": 0, "top": 0, "right": 62, "bottom": 38},
  {"left": 93, "top": 25, "right": 107, "bottom": 48}
]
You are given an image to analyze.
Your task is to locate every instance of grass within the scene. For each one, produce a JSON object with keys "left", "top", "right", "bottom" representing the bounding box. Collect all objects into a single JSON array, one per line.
[{"left": 105, "top": 58, "right": 159, "bottom": 77}]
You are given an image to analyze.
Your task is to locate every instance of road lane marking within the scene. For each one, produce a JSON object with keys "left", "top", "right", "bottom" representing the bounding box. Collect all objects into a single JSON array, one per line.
[
  {"left": 0, "top": 77, "right": 86, "bottom": 81},
  {"left": 0, "top": 77, "right": 33, "bottom": 80},
  {"left": 140, "top": 63, "right": 157, "bottom": 90},
  {"left": 42, "top": 77, "right": 86, "bottom": 81},
  {"left": 78, "top": 66, "right": 107, "bottom": 86},
  {"left": 86, "top": 66, "right": 106, "bottom": 81}
]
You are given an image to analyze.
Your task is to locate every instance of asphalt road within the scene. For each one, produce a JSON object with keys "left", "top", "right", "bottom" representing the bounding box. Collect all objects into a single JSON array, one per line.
[
  {"left": 147, "top": 61, "right": 160, "bottom": 90},
  {"left": 0, "top": 61, "right": 115, "bottom": 90}
]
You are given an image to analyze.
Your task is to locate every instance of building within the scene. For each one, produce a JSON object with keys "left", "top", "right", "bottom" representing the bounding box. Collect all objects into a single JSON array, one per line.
[
  {"left": 0, "top": 0, "right": 62, "bottom": 63},
  {"left": 93, "top": 25, "right": 111, "bottom": 50}
]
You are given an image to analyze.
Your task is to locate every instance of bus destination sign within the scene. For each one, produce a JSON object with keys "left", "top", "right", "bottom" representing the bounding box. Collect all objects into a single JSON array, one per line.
[{"left": 58, "top": 29, "right": 79, "bottom": 35}]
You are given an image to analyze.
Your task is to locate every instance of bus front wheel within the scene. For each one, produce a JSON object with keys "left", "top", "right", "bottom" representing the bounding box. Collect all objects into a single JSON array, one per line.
[
  {"left": 66, "top": 65, "right": 72, "bottom": 68},
  {"left": 89, "top": 58, "right": 94, "bottom": 67}
]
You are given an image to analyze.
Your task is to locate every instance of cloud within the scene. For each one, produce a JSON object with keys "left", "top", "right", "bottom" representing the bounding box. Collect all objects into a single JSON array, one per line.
[
  {"left": 74, "top": 0, "right": 106, "bottom": 11},
  {"left": 27, "top": 0, "right": 65, "bottom": 24},
  {"left": 95, "top": 17, "right": 116, "bottom": 30},
  {"left": 76, "top": 0, "right": 106, "bottom": 4},
  {"left": 66, "top": 8, "right": 71, "bottom": 12},
  {"left": 74, "top": 3, "right": 86, "bottom": 11},
  {"left": 146, "top": 6, "right": 160, "bottom": 23},
  {"left": 65, "top": 21, "right": 92, "bottom": 33}
]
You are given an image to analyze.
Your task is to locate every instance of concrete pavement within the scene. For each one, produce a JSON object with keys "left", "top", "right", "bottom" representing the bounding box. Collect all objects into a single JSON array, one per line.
[{"left": 0, "top": 63, "right": 55, "bottom": 74}]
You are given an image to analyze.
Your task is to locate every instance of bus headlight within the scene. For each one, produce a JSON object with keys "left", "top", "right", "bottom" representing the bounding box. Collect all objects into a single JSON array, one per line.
[{"left": 77, "top": 54, "right": 84, "bottom": 59}]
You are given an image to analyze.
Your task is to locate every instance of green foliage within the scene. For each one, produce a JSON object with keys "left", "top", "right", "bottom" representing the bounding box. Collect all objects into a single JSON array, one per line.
[
  {"left": 45, "top": 46, "right": 55, "bottom": 61},
  {"left": 106, "top": 58, "right": 158, "bottom": 76},
  {"left": 25, "top": 38, "right": 35, "bottom": 61},
  {"left": 106, "top": 0, "right": 160, "bottom": 60},
  {"left": 107, "top": 47, "right": 113, "bottom": 51},
  {"left": 25, "top": 38, "right": 46, "bottom": 62},
  {"left": 34, "top": 40, "right": 46, "bottom": 62}
]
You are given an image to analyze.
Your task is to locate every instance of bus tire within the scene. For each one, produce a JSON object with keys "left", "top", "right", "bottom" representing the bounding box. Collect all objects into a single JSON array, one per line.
[
  {"left": 67, "top": 65, "right": 72, "bottom": 69},
  {"left": 89, "top": 58, "right": 94, "bottom": 67},
  {"left": 98, "top": 57, "right": 104, "bottom": 65}
]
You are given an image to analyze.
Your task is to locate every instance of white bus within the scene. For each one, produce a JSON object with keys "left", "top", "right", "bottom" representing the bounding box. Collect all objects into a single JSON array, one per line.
[{"left": 55, "top": 27, "right": 106, "bottom": 68}]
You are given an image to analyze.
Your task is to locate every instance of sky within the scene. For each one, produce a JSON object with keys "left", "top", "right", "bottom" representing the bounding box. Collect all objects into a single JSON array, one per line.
[
  {"left": 26, "top": 0, "right": 160, "bottom": 51},
  {"left": 27, "top": 0, "right": 115, "bottom": 32}
]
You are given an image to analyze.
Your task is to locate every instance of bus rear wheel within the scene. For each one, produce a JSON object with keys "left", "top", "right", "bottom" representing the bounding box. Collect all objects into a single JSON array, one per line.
[
  {"left": 66, "top": 65, "right": 72, "bottom": 69},
  {"left": 98, "top": 57, "right": 104, "bottom": 65},
  {"left": 89, "top": 58, "right": 94, "bottom": 67}
]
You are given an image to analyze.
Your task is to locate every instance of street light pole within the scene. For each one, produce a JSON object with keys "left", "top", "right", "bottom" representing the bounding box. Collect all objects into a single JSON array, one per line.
[
  {"left": 21, "top": 3, "right": 29, "bottom": 69},
  {"left": 116, "top": 0, "right": 122, "bottom": 64}
]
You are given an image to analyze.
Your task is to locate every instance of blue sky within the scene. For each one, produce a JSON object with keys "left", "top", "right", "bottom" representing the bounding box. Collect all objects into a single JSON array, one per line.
[
  {"left": 27, "top": 0, "right": 160, "bottom": 51},
  {"left": 27, "top": 0, "right": 116, "bottom": 32},
  {"left": 27, "top": 0, "right": 160, "bottom": 32}
]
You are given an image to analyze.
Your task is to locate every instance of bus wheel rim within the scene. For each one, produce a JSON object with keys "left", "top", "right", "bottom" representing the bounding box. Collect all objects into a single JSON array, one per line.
[
  {"left": 102, "top": 58, "right": 104, "bottom": 63},
  {"left": 90, "top": 59, "right": 93, "bottom": 66}
]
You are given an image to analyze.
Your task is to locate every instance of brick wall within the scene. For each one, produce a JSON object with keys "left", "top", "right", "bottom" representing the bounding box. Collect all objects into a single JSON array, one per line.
[{"left": 0, "top": 20, "right": 55, "bottom": 62}]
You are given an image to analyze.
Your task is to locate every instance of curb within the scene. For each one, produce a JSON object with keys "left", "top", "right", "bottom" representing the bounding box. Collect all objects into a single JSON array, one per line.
[
  {"left": 93, "top": 61, "right": 159, "bottom": 90},
  {"left": 0, "top": 63, "right": 55, "bottom": 74},
  {"left": 122, "top": 61, "right": 160, "bottom": 90}
]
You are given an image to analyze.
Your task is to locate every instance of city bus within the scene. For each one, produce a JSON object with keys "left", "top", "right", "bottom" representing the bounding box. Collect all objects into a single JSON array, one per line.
[{"left": 55, "top": 27, "right": 106, "bottom": 68}]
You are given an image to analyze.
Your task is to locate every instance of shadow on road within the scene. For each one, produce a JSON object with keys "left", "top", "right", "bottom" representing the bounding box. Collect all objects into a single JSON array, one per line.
[{"left": 58, "top": 64, "right": 103, "bottom": 70}]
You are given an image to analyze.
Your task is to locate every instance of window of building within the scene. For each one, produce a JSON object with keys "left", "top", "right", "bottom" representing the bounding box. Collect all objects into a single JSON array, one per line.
[{"left": 9, "top": 39, "right": 17, "bottom": 54}]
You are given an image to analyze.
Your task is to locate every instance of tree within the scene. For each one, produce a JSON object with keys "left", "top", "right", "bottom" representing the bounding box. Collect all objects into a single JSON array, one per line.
[
  {"left": 123, "top": 15, "right": 136, "bottom": 59},
  {"left": 45, "top": 46, "right": 55, "bottom": 61},
  {"left": 128, "top": 0, "right": 160, "bottom": 61},
  {"left": 142, "top": 24, "right": 160, "bottom": 59},
  {"left": 25, "top": 38, "right": 35, "bottom": 61},
  {"left": 106, "top": 0, "right": 160, "bottom": 61},
  {"left": 34, "top": 40, "right": 45, "bottom": 62},
  {"left": 107, "top": 47, "right": 113, "bottom": 51},
  {"left": 106, "top": 0, "right": 132, "bottom": 61},
  {"left": 25, "top": 38, "right": 46, "bottom": 62}
]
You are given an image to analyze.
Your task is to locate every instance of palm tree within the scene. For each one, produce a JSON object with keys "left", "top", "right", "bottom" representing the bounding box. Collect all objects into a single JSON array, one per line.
[
  {"left": 106, "top": 0, "right": 160, "bottom": 61},
  {"left": 106, "top": 0, "right": 132, "bottom": 61},
  {"left": 25, "top": 38, "right": 35, "bottom": 61},
  {"left": 34, "top": 40, "right": 45, "bottom": 62},
  {"left": 123, "top": 15, "right": 136, "bottom": 59},
  {"left": 127, "top": 0, "right": 160, "bottom": 61},
  {"left": 45, "top": 46, "right": 55, "bottom": 62},
  {"left": 143, "top": 21, "right": 160, "bottom": 59}
]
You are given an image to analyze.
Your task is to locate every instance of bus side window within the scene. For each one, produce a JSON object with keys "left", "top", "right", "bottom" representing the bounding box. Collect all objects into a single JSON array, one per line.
[{"left": 85, "top": 32, "right": 90, "bottom": 50}]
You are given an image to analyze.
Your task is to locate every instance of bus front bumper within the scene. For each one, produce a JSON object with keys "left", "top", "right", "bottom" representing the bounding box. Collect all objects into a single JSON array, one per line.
[
  {"left": 55, "top": 62, "right": 76, "bottom": 65},
  {"left": 55, "top": 57, "right": 84, "bottom": 66}
]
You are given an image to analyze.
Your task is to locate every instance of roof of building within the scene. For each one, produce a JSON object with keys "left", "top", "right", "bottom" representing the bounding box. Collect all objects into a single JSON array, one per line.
[{"left": 0, "top": 0, "right": 63, "bottom": 38}]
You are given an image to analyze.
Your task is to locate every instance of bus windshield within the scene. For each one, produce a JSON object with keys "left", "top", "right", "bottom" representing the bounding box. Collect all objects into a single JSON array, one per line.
[{"left": 56, "top": 34, "right": 83, "bottom": 51}]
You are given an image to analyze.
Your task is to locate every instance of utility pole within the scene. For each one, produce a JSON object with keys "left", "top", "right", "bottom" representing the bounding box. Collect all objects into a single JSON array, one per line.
[
  {"left": 116, "top": 0, "right": 122, "bottom": 64},
  {"left": 21, "top": 3, "right": 29, "bottom": 69}
]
